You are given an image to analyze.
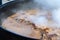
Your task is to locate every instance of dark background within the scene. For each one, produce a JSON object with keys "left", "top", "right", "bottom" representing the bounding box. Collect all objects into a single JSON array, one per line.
[{"left": 0, "top": 0, "right": 2, "bottom": 5}]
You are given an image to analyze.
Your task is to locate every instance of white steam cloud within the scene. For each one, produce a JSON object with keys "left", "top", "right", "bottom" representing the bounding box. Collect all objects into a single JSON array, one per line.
[
  {"left": 34, "top": 0, "right": 60, "bottom": 9},
  {"left": 33, "top": 0, "right": 60, "bottom": 28}
]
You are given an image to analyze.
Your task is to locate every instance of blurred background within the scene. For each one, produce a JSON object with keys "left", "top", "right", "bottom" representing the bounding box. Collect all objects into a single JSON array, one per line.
[
  {"left": 0, "top": 0, "right": 2, "bottom": 5},
  {"left": 2, "top": 0, "right": 13, "bottom": 4},
  {"left": 0, "top": 0, "right": 13, "bottom": 5}
]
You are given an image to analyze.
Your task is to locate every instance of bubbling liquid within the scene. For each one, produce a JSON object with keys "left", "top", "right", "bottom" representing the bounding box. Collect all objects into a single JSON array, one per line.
[{"left": 2, "top": 9, "right": 60, "bottom": 40}]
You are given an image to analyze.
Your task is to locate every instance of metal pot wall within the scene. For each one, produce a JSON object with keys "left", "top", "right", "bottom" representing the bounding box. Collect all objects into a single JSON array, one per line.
[{"left": 0, "top": 0, "right": 37, "bottom": 40}]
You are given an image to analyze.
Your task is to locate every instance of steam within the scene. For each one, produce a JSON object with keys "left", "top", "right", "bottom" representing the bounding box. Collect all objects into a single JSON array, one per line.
[
  {"left": 2, "top": 0, "right": 60, "bottom": 28},
  {"left": 34, "top": 0, "right": 60, "bottom": 10},
  {"left": 15, "top": 0, "right": 60, "bottom": 28},
  {"left": 33, "top": 0, "right": 60, "bottom": 28},
  {"left": 52, "top": 8, "right": 60, "bottom": 24},
  {"left": 29, "top": 16, "right": 48, "bottom": 28}
]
